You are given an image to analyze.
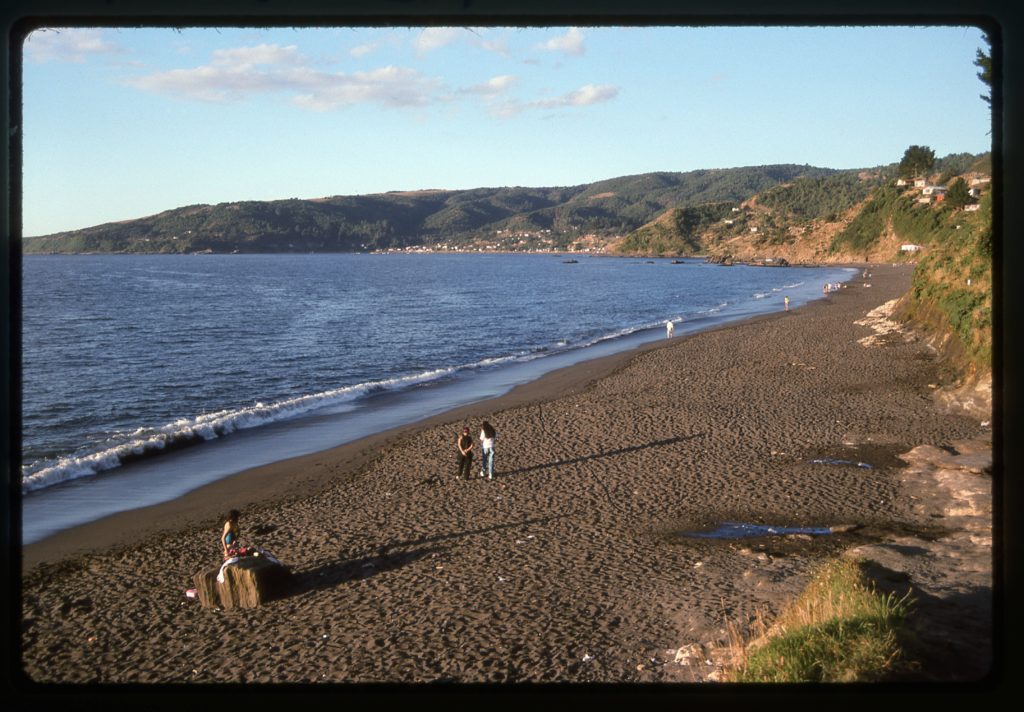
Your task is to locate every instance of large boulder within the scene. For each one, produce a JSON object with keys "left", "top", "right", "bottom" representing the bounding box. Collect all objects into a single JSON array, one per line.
[{"left": 193, "top": 554, "right": 292, "bottom": 609}]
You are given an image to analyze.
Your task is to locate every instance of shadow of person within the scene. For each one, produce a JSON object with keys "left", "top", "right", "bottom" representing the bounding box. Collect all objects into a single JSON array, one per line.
[
  {"left": 279, "top": 514, "right": 574, "bottom": 599},
  {"left": 501, "top": 434, "right": 704, "bottom": 477},
  {"left": 290, "top": 545, "right": 446, "bottom": 595}
]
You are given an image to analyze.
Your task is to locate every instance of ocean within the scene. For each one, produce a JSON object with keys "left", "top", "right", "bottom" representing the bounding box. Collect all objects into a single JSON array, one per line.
[{"left": 20, "top": 253, "right": 856, "bottom": 543}]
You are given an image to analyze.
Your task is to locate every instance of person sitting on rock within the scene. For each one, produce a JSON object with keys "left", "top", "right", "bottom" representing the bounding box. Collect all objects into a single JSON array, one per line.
[{"left": 221, "top": 509, "right": 241, "bottom": 559}]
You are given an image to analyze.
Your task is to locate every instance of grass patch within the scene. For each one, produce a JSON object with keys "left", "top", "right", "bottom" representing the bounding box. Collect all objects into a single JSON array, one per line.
[{"left": 725, "top": 557, "right": 914, "bottom": 682}]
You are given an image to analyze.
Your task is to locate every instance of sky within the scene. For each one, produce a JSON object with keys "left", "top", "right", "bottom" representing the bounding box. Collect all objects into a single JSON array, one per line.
[{"left": 20, "top": 24, "right": 992, "bottom": 237}]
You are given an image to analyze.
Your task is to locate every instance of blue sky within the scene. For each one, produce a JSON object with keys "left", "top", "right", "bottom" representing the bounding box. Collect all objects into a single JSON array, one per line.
[{"left": 21, "top": 24, "right": 992, "bottom": 236}]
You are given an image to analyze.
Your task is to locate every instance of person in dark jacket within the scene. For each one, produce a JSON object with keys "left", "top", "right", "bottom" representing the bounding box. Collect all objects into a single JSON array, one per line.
[{"left": 456, "top": 427, "right": 474, "bottom": 480}]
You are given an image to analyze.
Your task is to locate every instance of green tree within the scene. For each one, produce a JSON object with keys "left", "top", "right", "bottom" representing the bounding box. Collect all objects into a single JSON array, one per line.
[
  {"left": 975, "top": 34, "right": 992, "bottom": 108},
  {"left": 946, "top": 177, "right": 971, "bottom": 209},
  {"left": 898, "top": 145, "right": 936, "bottom": 179}
]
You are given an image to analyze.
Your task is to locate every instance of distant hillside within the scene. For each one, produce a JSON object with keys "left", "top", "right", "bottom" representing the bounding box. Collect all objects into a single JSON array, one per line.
[
  {"left": 613, "top": 202, "right": 736, "bottom": 255},
  {"left": 23, "top": 164, "right": 839, "bottom": 254},
  {"left": 615, "top": 170, "right": 882, "bottom": 258},
  {"left": 613, "top": 153, "right": 991, "bottom": 267}
]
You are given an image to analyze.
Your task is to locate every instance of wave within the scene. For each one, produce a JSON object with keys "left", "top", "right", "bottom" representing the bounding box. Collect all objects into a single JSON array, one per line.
[
  {"left": 23, "top": 331, "right": 606, "bottom": 493},
  {"left": 21, "top": 366, "right": 461, "bottom": 494}
]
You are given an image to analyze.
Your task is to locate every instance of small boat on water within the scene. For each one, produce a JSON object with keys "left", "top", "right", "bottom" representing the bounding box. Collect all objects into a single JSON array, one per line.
[{"left": 562, "top": 259, "right": 578, "bottom": 264}]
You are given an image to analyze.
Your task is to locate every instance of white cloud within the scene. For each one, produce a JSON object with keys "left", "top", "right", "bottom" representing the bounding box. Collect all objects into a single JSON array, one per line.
[
  {"left": 350, "top": 41, "right": 378, "bottom": 58},
  {"left": 125, "top": 44, "right": 310, "bottom": 102},
  {"left": 24, "top": 28, "right": 122, "bottom": 63},
  {"left": 562, "top": 84, "right": 618, "bottom": 106},
  {"left": 293, "top": 66, "right": 444, "bottom": 111},
  {"left": 462, "top": 75, "right": 517, "bottom": 96},
  {"left": 125, "top": 43, "right": 445, "bottom": 109},
  {"left": 491, "top": 83, "right": 618, "bottom": 117},
  {"left": 127, "top": 64, "right": 302, "bottom": 103},
  {"left": 413, "top": 27, "right": 461, "bottom": 54},
  {"left": 537, "top": 27, "right": 585, "bottom": 56},
  {"left": 209, "top": 44, "right": 305, "bottom": 69},
  {"left": 122, "top": 39, "right": 610, "bottom": 117}
]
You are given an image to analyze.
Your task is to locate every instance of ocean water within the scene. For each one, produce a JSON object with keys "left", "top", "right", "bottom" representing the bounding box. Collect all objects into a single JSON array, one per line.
[{"left": 20, "top": 253, "right": 855, "bottom": 543}]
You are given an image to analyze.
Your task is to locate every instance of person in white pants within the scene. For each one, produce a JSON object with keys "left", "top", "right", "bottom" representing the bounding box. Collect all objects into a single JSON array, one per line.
[{"left": 479, "top": 421, "right": 497, "bottom": 480}]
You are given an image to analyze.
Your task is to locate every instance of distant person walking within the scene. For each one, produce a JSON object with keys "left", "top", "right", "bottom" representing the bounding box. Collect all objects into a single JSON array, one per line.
[
  {"left": 479, "top": 421, "right": 497, "bottom": 480},
  {"left": 221, "top": 509, "right": 241, "bottom": 559},
  {"left": 784, "top": 296, "right": 790, "bottom": 311},
  {"left": 666, "top": 320, "right": 675, "bottom": 338},
  {"left": 456, "top": 427, "right": 474, "bottom": 480}
]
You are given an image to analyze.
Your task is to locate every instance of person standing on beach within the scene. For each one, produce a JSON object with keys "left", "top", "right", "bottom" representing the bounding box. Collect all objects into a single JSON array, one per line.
[
  {"left": 666, "top": 320, "right": 675, "bottom": 338},
  {"left": 784, "top": 296, "right": 790, "bottom": 311},
  {"left": 221, "top": 509, "right": 240, "bottom": 559},
  {"left": 456, "top": 427, "right": 474, "bottom": 480},
  {"left": 479, "top": 421, "right": 497, "bottom": 480}
]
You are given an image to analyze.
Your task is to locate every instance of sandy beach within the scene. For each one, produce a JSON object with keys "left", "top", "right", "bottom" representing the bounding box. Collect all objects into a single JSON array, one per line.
[{"left": 18, "top": 264, "right": 990, "bottom": 686}]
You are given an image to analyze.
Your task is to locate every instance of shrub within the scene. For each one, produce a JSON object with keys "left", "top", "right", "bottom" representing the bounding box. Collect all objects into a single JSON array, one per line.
[{"left": 727, "top": 558, "right": 913, "bottom": 683}]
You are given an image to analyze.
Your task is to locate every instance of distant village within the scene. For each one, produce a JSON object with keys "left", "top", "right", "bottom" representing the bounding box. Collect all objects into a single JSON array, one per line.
[
  {"left": 894, "top": 171, "right": 989, "bottom": 255},
  {"left": 371, "top": 227, "right": 615, "bottom": 255},
  {"left": 894, "top": 173, "right": 988, "bottom": 207}
]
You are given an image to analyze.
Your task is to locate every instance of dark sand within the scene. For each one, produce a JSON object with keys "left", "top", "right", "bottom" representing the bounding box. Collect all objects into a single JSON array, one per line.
[{"left": 18, "top": 264, "right": 987, "bottom": 685}]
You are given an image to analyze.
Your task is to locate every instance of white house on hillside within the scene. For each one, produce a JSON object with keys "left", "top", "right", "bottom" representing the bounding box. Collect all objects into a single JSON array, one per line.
[{"left": 901, "top": 244, "right": 924, "bottom": 252}]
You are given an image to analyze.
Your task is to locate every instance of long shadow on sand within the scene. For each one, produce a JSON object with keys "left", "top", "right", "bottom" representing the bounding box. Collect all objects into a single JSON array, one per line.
[
  {"left": 290, "top": 515, "right": 568, "bottom": 595},
  {"left": 291, "top": 545, "right": 445, "bottom": 594},
  {"left": 381, "top": 514, "right": 570, "bottom": 552},
  {"left": 500, "top": 433, "right": 704, "bottom": 477}
]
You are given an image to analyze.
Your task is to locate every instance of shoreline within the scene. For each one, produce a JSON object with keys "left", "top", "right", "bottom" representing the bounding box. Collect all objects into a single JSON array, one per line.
[
  {"left": 21, "top": 262, "right": 860, "bottom": 566},
  {"left": 19, "top": 262, "right": 989, "bottom": 684},
  {"left": 21, "top": 301, "right": 791, "bottom": 570}
]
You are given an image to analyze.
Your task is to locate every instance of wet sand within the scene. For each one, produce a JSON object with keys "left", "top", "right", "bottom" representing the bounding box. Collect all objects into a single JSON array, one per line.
[{"left": 19, "top": 264, "right": 986, "bottom": 685}]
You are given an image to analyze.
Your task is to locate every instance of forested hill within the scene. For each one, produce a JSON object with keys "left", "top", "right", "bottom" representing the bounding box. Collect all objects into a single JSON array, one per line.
[
  {"left": 612, "top": 151, "right": 988, "bottom": 263},
  {"left": 23, "top": 164, "right": 840, "bottom": 254}
]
